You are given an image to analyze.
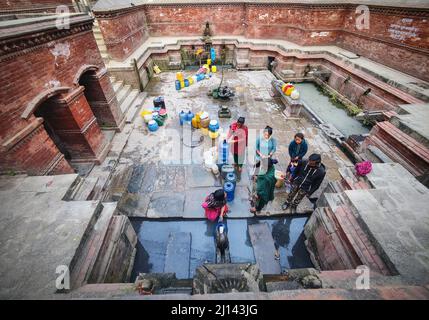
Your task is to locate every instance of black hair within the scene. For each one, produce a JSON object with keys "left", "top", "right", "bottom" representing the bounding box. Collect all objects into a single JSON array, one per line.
[
  {"left": 214, "top": 189, "right": 225, "bottom": 201},
  {"left": 294, "top": 132, "right": 304, "bottom": 140},
  {"left": 237, "top": 117, "right": 245, "bottom": 124},
  {"left": 264, "top": 126, "right": 273, "bottom": 136},
  {"left": 308, "top": 153, "right": 321, "bottom": 163}
]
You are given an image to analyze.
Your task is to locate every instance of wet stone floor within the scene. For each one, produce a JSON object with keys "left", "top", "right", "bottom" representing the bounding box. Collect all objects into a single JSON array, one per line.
[
  {"left": 117, "top": 69, "right": 352, "bottom": 219},
  {"left": 112, "top": 69, "right": 354, "bottom": 280}
]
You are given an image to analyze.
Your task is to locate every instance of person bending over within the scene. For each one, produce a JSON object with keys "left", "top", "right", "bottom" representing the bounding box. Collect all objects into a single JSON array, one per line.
[{"left": 281, "top": 153, "right": 326, "bottom": 212}]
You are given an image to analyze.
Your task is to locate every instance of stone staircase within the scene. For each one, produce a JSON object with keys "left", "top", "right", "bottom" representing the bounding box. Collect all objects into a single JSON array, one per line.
[
  {"left": 305, "top": 166, "right": 393, "bottom": 276},
  {"left": 110, "top": 76, "right": 147, "bottom": 124},
  {"left": 93, "top": 19, "right": 109, "bottom": 64},
  {"left": 70, "top": 202, "right": 118, "bottom": 289}
]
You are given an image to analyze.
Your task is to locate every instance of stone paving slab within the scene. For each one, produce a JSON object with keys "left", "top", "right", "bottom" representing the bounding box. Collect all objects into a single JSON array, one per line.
[
  {"left": 153, "top": 166, "right": 186, "bottom": 193},
  {"left": 147, "top": 192, "right": 185, "bottom": 218},
  {"left": 185, "top": 165, "right": 221, "bottom": 188},
  {"left": 164, "top": 232, "right": 191, "bottom": 279},
  {"left": 248, "top": 223, "right": 281, "bottom": 275},
  {"left": 183, "top": 187, "right": 214, "bottom": 219},
  {"left": 226, "top": 186, "right": 253, "bottom": 218},
  {"left": 118, "top": 193, "right": 150, "bottom": 217},
  {"left": 0, "top": 175, "right": 100, "bottom": 299},
  {"left": 16, "top": 174, "right": 78, "bottom": 196}
]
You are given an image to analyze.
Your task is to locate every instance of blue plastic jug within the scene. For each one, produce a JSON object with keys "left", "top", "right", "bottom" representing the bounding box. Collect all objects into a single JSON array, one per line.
[
  {"left": 224, "top": 182, "right": 235, "bottom": 202},
  {"left": 179, "top": 110, "right": 187, "bottom": 125},
  {"left": 219, "top": 139, "right": 229, "bottom": 164},
  {"left": 225, "top": 172, "right": 236, "bottom": 186},
  {"left": 210, "top": 47, "right": 216, "bottom": 61}
]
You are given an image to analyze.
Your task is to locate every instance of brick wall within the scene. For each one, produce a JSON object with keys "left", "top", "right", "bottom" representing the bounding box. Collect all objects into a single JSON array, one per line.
[
  {"left": 98, "top": 9, "right": 149, "bottom": 61},
  {"left": 94, "top": 3, "right": 429, "bottom": 81},
  {"left": 0, "top": 17, "right": 118, "bottom": 175}
]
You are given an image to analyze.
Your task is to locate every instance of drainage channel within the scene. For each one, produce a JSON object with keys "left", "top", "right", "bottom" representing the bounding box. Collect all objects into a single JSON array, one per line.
[{"left": 130, "top": 216, "right": 313, "bottom": 281}]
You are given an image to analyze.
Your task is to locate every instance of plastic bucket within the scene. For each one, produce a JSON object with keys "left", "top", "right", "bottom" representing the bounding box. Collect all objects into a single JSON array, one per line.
[
  {"left": 275, "top": 170, "right": 285, "bottom": 188},
  {"left": 209, "top": 120, "right": 219, "bottom": 132},
  {"left": 285, "top": 86, "right": 295, "bottom": 96},
  {"left": 148, "top": 120, "right": 159, "bottom": 132},
  {"left": 221, "top": 164, "right": 235, "bottom": 179},
  {"left": 224, "top": 182, "right": 235, "bottom": 202},
  {"left": 209, "top": 130, "right": 219, "bottom": 139},
  {"left": 201, "top": 127, "right": 209, "bottom": 135},
  {"left": 143, "top": 114, "right": 153, "bottom": 123},
  {"left": 200, "top": 117, "right": 210, "bottom": 128},
  {"left": 225, "top": 172, "right": 237, "bottom": 186}
]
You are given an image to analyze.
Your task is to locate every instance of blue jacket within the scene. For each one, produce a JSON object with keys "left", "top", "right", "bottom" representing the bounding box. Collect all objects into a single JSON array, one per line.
[
  {"left": 288, "top": 139, "right": 308, "bottom": 160},
  {"left": 256, "top": 136, "right": 277, "bottom": 161}
]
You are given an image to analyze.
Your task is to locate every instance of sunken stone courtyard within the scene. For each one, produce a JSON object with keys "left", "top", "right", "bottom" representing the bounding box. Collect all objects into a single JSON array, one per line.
[{"left": 0, "top": 0, "right": 429, "bottom": 301}]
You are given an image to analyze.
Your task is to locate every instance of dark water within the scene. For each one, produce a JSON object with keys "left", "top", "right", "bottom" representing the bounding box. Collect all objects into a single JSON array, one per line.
[{"left": 130, "top": 216, "right": 312, "bottom": 280}]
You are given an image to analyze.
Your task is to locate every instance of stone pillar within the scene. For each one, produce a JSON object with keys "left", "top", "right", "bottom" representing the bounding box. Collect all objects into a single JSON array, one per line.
[
  {"left": 46, "top": 86, "right": 110, "bottom": 164},
  {"left": 79, "top": 68, "right": 125, "bottom": 131}
]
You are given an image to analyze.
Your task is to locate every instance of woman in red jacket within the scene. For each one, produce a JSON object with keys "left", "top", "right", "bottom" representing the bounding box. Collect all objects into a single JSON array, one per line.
[{"left": 227, "top": 117, "right": 248, "bottom": 173}]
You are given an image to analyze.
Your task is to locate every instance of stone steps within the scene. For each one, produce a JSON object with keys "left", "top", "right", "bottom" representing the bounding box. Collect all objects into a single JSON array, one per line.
[
  {"left": 164, "top": 232, "right": 192, "bottom": 279},
  {"left": 72, "top": 177, "right": 99, "bottom": 201},
  {"left": 97, "top": 43, "right": 107, "bottom": 52},
  {"left": 92, "top": 21, "right": 109, "bottom": 64},
  {"left": 112, "top": 80, "right": 123, "bottom": 93},
  {"left": 119, "top": 88, "right": 139, "bottom": 114},
  {"left": 70, "top": 202, "right": 117, "bottom": 289},
  {"left": 125, "top": 92, "right": 147, "bottom": 123},
  {"left": 88, "top": 214, "right": 138, "bottom": 283},
  {"left": 116, "top": 84, "right": 132, "bottom": 105}
]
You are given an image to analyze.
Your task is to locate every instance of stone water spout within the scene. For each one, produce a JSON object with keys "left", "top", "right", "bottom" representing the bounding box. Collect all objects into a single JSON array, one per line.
[{"left": 215, "top": 218, "right": 231, "bottom": 264}]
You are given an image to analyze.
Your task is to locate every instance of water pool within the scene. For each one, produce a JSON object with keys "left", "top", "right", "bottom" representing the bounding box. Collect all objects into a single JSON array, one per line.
[
  {"left": 130, "top": 216, "right": 313, "bottom": 280},
  {"left": 294, "top": 82, "right": 370, "bottom": 136}
]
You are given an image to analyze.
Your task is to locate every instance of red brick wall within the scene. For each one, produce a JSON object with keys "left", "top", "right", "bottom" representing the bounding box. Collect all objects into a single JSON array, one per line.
[
  {"left": 0, "top": 23, "right": 114, "bottom": 174},
  {"left": 145, "top": 4, "right": 245, "bottom": 37},
  {"left": 245, "top": 5, "right": 345, "bottom": 45},
  {"left": 98, "top": 9, "right": 149, "bottom": 61},
  {"left": 97, "top": 4, "right": 428, "bottom": 80},
  {"left": 0, "top": 30, "right": 103, "bottom": 142}
]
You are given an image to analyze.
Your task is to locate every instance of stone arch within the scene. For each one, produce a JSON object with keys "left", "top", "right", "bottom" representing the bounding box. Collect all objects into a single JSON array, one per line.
[
  {"left": 21, "top": 86, "right": 71, "bottom": 119},
  {"left": 72, "top": 64, "right": 100, "bottom": 86},
  {"left": 76, "top": 65, "right": 124, "bottom": 130}
]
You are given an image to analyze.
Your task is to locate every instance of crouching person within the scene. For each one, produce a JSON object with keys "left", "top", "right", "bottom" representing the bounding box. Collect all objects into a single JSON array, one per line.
[
  {"left": 202, "top": 189, "right": 229, "bottom": 221},
  {"left": 281, "top": 153, "right": 326, "bottom": 212},
  {"left": 250, "top": 158, "right": 279, "bottom": 214}
]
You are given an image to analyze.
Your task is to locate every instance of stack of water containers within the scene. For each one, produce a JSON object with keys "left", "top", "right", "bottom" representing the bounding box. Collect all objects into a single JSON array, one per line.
[{"left": 219, "top": 139, "right": 236, "bottom": 202}]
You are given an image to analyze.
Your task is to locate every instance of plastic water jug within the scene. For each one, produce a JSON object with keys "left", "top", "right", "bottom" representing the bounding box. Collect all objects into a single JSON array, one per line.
[
  {"left": 224, "top": 182, "right": 235, "bottom": 202},
  {"left": 225, "top": 172, "right": 236, "bottom": 186},
  {"left": 219, "top": 139, "right": 229, "bottom": 164},
  {"left": 179, "top": 110, "right": 187, "bottom": 125},
  {"left": 148, "top": 120, "right": 159, "bottom": 132}
]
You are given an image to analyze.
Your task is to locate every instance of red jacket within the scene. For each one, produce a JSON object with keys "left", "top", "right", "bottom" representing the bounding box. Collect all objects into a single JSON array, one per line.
[{"left": 227, "top": 122, "right": 248, "bottom": 155}]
